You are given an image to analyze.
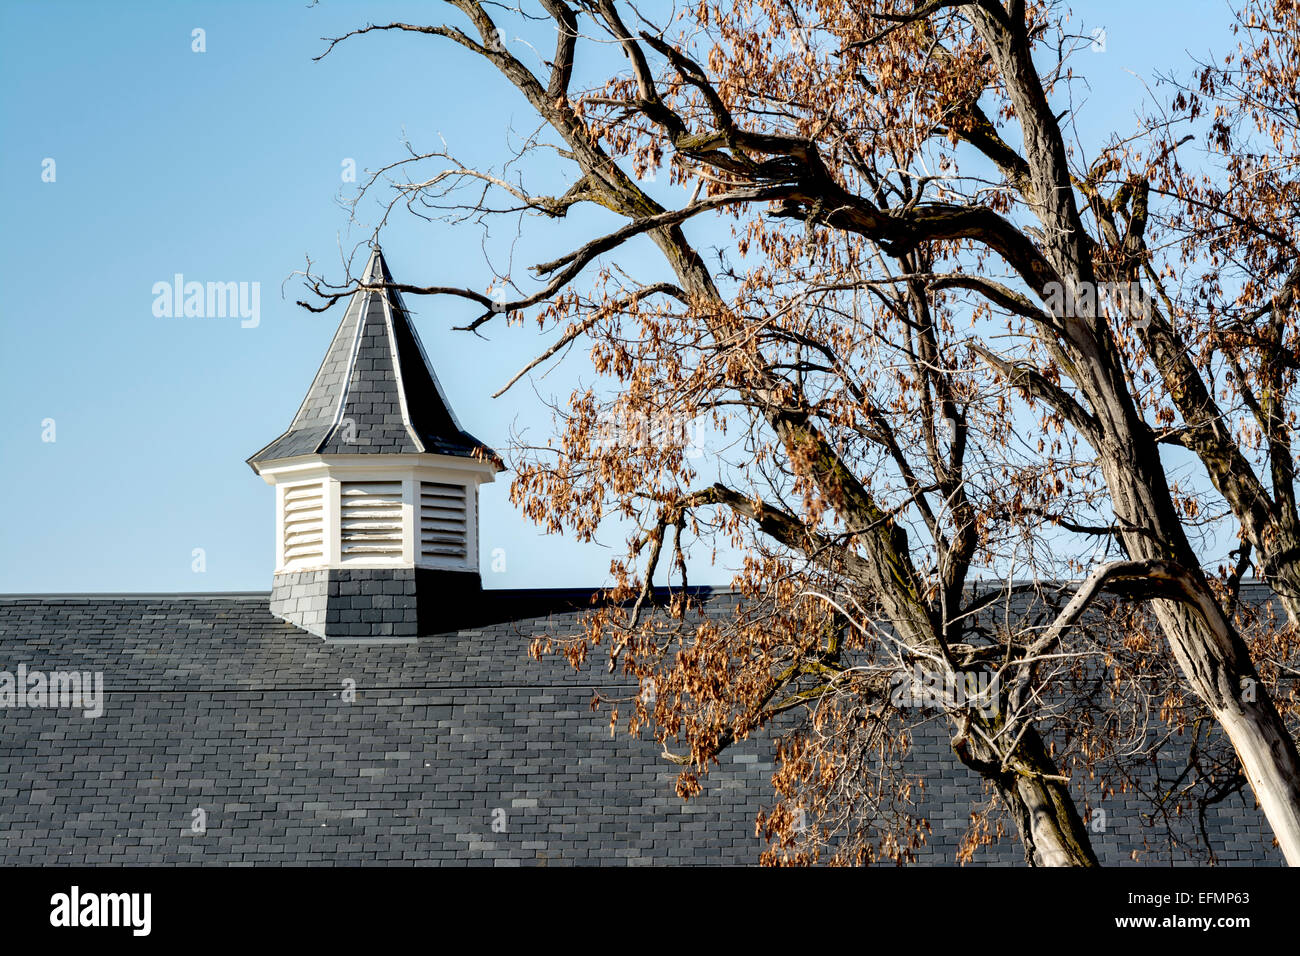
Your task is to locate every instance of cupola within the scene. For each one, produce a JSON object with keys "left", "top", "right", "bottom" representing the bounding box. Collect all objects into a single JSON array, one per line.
[{"left": 248, "top": 246, "right": 501, "bottom": 641}]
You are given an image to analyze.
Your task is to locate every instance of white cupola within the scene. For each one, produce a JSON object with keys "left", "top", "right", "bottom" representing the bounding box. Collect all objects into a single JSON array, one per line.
[{"left": 247, "top": 246, "right": 501, "bottom": 641}]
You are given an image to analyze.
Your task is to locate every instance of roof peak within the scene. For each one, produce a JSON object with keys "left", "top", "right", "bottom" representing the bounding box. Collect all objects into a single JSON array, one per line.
[
  {"left": 361, "top": 245, "right": 389, "bottom": 284},
  {"left": 248, "top": 243, "right": 501, "bottom": 469}
]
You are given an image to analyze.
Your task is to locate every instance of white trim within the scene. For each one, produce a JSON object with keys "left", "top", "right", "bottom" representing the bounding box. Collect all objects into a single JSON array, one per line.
[
  {"left": 324, "top": 479, "right": 341, "bottom": 565},
  {"left": 401, "top": 478, "right": 417, "bottom": 565},
  {"left": 322, "top": 288, "right": 371, "bottom": 446},
  {"left": 274, "top": 483, "right": 286, "bottom": 570},
  {"left": 255, "top": 454, "right": 498, "bottom": 485},
  {"left": 472, "top": 484, "right": 481, "bottom": 570},
  {"left": 379, "top": 286, "right": 426, "bottom": 452}
]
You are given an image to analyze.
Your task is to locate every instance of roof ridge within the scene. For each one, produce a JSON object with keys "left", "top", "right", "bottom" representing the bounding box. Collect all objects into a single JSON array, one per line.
[{"left": 0, "top": 585, "right": 742, "bottom": 601}]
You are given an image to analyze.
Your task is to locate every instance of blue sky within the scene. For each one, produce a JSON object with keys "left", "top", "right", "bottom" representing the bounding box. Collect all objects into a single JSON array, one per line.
[{"left": 0, "top": 0, "right": 1239, "bottom": 592}]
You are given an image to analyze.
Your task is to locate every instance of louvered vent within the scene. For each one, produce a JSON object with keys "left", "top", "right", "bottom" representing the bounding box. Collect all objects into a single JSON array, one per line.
[
  {"left": 282, "top": 482, "right": 325, "bottom": 570},
  {"left": 420, "top": 481, "right": 468, "bottom": 562},
  {"left": 340, "top": 481, "right": 405, "bottom": 561}
]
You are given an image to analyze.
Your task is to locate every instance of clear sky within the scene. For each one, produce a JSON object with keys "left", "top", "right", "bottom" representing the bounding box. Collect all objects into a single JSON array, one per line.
[{"left": 0, "top": 0, "right": 1241, "bottom": 593}]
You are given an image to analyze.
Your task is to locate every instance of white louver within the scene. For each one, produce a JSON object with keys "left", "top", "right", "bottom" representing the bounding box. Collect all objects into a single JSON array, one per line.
[
  {"left": 282, "top": 482, "right": 325, "bottom": 570},
  {"left": 340, "top": 481, "right": 405, "bottom": 561},
  {"left": 420, "top": 481, "right": 468, "bottom": 562}
]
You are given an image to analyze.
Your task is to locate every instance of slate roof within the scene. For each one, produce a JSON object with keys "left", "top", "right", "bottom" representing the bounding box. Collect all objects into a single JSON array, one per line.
[
  {"left": 0, "top": 590, "right": 1280, "bottom": 865},
  {"left": 248, "top": 247, "right": 499, "bottom": 467}
]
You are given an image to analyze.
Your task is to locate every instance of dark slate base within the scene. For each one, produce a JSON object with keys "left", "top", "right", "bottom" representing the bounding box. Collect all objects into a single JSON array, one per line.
[{"left": 270, "top": 568, "right": 482, "bottom": 641}]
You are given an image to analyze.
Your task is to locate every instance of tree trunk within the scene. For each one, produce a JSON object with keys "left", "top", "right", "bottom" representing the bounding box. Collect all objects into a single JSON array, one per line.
[
  {"left": 965, "top": 2, "right": 1300, "bottom": 863},
  {"left": 956, "top": 718, "right": 1098, "bottom": 866},
  {"left": 1258, "top": 532, "right": 1300, "bottom": 627},
  {"left": 1137, "top": 311, "right": 1300, "bottom": 626},
  {"left": 1097, "top": 436, "right": 1300, "bottom": 863},
  {"left": 1149, "top": 592, "right": 1300, "bottom": 862}
]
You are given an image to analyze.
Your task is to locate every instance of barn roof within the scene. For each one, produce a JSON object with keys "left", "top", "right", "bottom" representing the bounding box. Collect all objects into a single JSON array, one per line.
[{"left": 0, "top": 588, "right": 1277, "bottom": 865}]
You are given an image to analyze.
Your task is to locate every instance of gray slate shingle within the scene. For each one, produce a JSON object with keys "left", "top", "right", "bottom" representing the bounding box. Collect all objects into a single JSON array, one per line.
[{"left": 0, "top": 592, "right": 1280, "bottom": 865}]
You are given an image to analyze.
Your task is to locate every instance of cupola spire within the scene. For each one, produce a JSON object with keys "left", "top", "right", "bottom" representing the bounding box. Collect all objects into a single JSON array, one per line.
[{"left": 249, "top": 246, "right": 498, "bottom": 464}]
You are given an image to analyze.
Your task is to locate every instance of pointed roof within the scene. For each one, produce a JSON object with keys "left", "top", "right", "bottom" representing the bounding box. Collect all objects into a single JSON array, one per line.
[{"left": 248, "top": 247, "right": 500, "bottom": 469}]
